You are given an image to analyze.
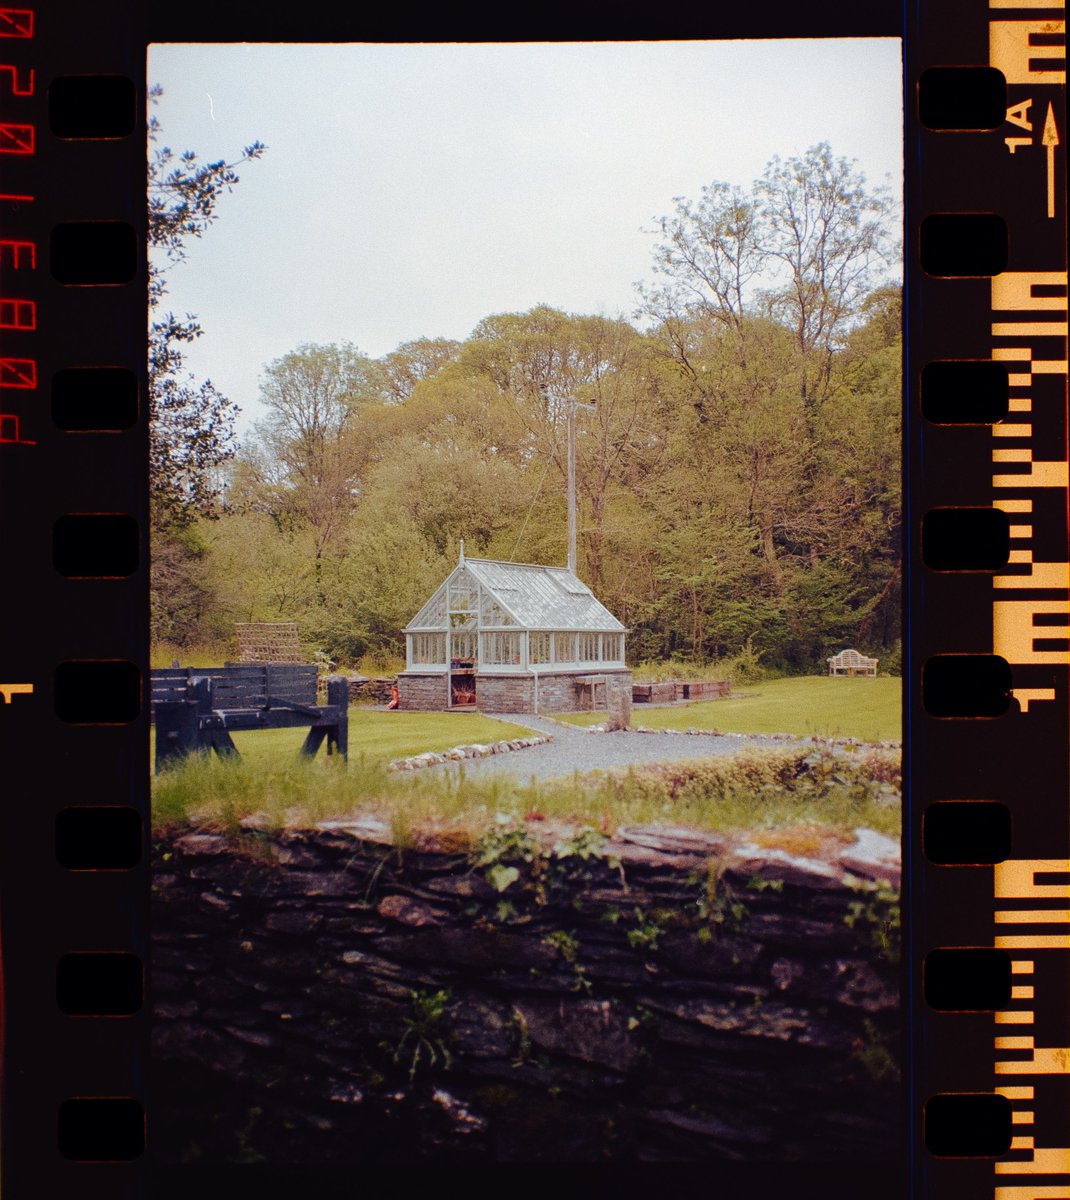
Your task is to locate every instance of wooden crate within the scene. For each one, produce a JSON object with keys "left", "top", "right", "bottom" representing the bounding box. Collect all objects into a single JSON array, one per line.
[{"left": 235, "top": 622, "right": 304, "bottom": 664}]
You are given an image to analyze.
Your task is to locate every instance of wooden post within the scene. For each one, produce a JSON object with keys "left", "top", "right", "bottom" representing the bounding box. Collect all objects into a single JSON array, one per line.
[
  {"left": 327, "top": 676, "right": 349, "bottom": 762},
  {"left": 300, "top": 726, "right": 328, "bottom": 757},
  {"left": 154, "top": 701, "right": 200, "bottom": 772}
]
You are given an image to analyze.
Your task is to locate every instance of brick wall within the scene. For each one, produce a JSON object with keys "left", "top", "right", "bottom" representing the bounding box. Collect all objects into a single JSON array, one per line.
[
  {"left": 400, "top": 670, "right": 633, "bottom": 714},
  {"left": 496, "top": 669, "right": 632, "bottom": 714},
  {"left": 472, "top": 673, "right": 534, "bottom": 713},
  {"left": 396, "top": 673, "right": 448, "bottom": 710}
]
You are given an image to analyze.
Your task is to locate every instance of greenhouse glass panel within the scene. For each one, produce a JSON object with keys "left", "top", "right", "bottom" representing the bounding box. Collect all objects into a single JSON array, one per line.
[
  {"left": 448, "top": 568, "right": 477, "bottom": 615},
  {"left": 482, "top": 632, "right": 522, "bottom": 666},
  {"left": 450, "top": 632, "right": 477, "bottom": 662},
  {"left": 529, "top": 632, "right": 551, "bottom": 664},
  {"left": 602, "top": 634, "right": 623, "bottom": 661},
  {"left": 554, "top": 633, "right": 577, "bottom": 663},
  {"left": 409, "top": 587, "right": 447, "bottom": 629},
  {"left": 411, "top": 633, "right": 446, "bottom": 664},
  {"left": 481, "top": 593, "right": 517, "bottom": 627}
]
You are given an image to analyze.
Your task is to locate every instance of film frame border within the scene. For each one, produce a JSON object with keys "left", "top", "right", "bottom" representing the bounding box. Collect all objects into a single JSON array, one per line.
[
  {"left": 1, "top": 2, "right": 151, "bottom": 1197},
  {"left": 2, "top": 0, "right": 1064, "bottom": 1195},
  {"left": 907, "top": 0, "right": 1068, "bottom": 1197}
]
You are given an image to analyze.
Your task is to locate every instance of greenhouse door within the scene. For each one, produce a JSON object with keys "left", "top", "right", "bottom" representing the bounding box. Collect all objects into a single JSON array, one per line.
[{"left": 448, "top": 631, "right": 477, "bottom": 708}]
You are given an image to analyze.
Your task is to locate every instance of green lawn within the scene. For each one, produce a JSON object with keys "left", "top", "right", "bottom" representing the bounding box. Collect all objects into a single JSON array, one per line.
[
  {"left": 153, "top": 708, "right": 534, "bottom": 769},
  {"left": 559, "top": 676, "right": 901, "bottom": 743},
  {"left": 151, "top": 694, "right": 899, "bottom": 837}
]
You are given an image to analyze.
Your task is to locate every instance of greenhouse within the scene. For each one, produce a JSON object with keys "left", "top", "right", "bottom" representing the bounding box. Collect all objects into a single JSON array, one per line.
[{"left": 399, "top": 548, "right": 630, "bottom": 714}]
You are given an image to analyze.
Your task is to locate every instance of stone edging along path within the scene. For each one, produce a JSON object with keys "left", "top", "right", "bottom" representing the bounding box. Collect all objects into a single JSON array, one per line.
[
  {"left": 387, "top": 722, "right": 900, "bottom": 774},
  {"left": 583, "top": 721, "right": 901, "bottom": 752},
  {"left": 389, "top": 734, "right": 551, "bottom": 772}
]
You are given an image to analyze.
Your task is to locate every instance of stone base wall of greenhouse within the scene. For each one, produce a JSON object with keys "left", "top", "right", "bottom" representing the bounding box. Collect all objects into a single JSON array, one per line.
[
  {"left": 397, "top": 670, "right": 632, "bottom": 714},
  {"left": 477, "top": 669, "right": 632, "bottom": 714},
  {"left": 396, "top": 673, "right": 450, "bottom": 711}
]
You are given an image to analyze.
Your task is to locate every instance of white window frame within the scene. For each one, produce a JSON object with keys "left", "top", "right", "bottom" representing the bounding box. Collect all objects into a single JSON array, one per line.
[
  {"left": 601, "top": 633, "right": 623, "bottom": 663},
  {"left": 408, "top": 631, "right": 447, "bottom": 668},
  {"left": 481, "top": 630, "right": 523, "bottom": 669},
  {"left": 578, "top": 632, "right": 600, "bottom": 662},
  {"left": 553, "top": 632, "right": 577, "bottom": 665},
  {"left": 529, "top": 631, "right": 552, "bottom": 665},
  {"left": 449, "top": 630, "right": 478, "bottom": 663}
]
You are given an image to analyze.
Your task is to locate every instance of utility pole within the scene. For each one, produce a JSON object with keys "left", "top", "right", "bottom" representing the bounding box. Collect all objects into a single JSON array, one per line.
[{"left": 567, "top": 396, "right": 576, "bottom": 574}]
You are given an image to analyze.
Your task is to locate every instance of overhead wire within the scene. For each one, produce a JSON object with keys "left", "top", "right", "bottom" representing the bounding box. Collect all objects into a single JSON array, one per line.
[{"left": 509, "top": 450, "right": 555, "bottom": 562}]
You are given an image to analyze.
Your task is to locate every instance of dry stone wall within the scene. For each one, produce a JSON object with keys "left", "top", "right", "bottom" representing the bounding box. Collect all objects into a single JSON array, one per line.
[
  {"left": 346, "top": 676, "right": 397, "bottom": 705},
  {"left": 152, "top": 821, "right": 899, "bottom": 1164}
]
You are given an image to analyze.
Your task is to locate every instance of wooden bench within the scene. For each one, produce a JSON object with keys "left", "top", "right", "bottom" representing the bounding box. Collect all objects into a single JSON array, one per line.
[
  {"left": 827, "top": 649, "right": 878, "bottom": 677},
  {"left": 150, "top": 664, "right": 348, "bottom": 772}
]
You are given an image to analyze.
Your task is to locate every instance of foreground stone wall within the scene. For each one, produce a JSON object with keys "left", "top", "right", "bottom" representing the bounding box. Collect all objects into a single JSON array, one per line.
[{"left": 152, "top": 821, "right": 899, "bottom": 1164}]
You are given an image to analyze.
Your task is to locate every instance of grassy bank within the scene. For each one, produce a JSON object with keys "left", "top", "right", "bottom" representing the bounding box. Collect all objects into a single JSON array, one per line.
[
  {"left": 561, "top": 676, "right": 901, "bottom": 743},
  {"left": 153, "top": 738, "right": 900, "bottom": 845}
]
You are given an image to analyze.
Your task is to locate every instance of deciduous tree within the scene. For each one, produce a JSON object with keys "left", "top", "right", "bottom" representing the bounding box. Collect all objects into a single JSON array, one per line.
[
  {"left": 147, "top": 88, "right": 265, "bottom": 644},
  {"left": 148, "top": 86, "right": 265, "bottom": 532}
]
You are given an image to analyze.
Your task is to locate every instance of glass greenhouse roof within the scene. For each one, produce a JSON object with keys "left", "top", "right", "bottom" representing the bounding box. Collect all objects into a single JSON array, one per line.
[{"left": 404, "top": 557, "right": 626, "bottom": 634}]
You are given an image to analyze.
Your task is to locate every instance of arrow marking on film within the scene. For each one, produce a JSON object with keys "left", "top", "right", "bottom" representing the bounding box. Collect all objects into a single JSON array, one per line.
[{"left": 1042, "top": 103, "right": 1059, "bottom": 220}]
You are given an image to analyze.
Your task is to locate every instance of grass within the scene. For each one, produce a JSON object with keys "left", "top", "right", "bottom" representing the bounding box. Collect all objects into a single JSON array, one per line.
[
  {"left": 559, "top": 676, "right": 900, "bottom": 743},
  {"left": 152, "top": 708, "right": 532, "bottom": 770},
  {"left": 153, "top": 729, "right": 900, "bottom": 845},
  {"left": 152, "top": 708, "right": 535, "bottom": 831},
  {"left": 151, "top": 684, "right": 900, "bottom": 845},
  {"left": 240, "top": 709, "right": 532, "bottom": 764},
  {"left": 151, "top": 640, "right": 235, "bottom": 669}
]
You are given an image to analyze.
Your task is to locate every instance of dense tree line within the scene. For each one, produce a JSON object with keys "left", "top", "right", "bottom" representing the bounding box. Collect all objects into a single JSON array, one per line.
[{"left": 151, "top": 139, "right": 901, "bottom": 674}]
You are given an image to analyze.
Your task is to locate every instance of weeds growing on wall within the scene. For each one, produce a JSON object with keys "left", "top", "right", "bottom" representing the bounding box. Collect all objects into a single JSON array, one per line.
[{"left": 384, "top": 989, "right": 454, "bottom": 1083}]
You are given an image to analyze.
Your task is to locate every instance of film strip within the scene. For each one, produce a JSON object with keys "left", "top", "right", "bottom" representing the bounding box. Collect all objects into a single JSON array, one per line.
[
  {"left": 0, "top": 3, "right": 149, "bottom": 1198},
  {"left": 0, "top": 1, "right": 1064, "bottom": 1196},
  {"left": 908, "top": 0, "right": 1069, "bottom": 1197}
]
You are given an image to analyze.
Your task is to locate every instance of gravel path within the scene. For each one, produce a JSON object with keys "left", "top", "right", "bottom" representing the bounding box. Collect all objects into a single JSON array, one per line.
[{"left": 428, "top": 712, "right": 821, "bottom": 783}]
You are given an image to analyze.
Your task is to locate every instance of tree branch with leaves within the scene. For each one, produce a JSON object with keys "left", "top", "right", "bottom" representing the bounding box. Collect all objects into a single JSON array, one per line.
[{"left": 147, "top": 84, "right": 266, "bottom": 532}]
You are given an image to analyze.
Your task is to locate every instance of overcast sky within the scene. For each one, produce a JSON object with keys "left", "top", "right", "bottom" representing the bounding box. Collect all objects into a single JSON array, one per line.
[{"left": 148, "top": 40, "right": 903, "bottom": 439}]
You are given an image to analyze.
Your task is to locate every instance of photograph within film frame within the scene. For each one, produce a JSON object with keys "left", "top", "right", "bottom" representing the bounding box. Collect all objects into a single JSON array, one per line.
[
  {"left": 908, "top": 0, "right": 1069, "bottom": 1198},
  {"left": 0, "top": 4, "right": 1061, "bottom": 1200},
  {"left": 141, "top": 31, "right": 903, "bottom": 1180}
]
